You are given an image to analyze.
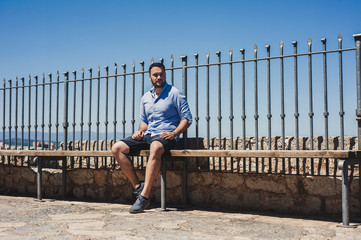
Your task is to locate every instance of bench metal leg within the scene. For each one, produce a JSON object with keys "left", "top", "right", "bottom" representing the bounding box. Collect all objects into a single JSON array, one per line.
[
  {"left": 182, "top": 159, "right": 187, "bottom": 206},
  {"left": 62, "top": 157, "right": 66, "bottom": 200},
  {"left": 161, "top": 157, "right": 166, "bottom": 211},
  {"left": 338, "top": 159, "right": 350, "bottom": 226},
  {"left": 36, "top": 157, "right": 42, "bottom": 200}
]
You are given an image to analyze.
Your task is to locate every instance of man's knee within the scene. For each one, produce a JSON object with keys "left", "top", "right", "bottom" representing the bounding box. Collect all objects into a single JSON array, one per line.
[
  {"left": 112, "top": 141, "right": 130, "bottom": 156},
  {"left": 150, "top": 141, "right": 165, "bottom": 156}
]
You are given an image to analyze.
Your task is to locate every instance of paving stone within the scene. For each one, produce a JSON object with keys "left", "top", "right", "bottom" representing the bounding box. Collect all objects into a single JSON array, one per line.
[{"left": 0, "top": 195, "right": 360, "bottom": 239}]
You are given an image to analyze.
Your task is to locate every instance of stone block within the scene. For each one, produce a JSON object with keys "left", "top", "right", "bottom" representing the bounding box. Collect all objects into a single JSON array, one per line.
[
  {"left": 244, "top": 175, "right": 287, "bottom": 194},
  {"left": 73, "top": 187, "right": 85, "bottom": 199},
  {"left": 21, "top": 168, "right": 36, "bottom": 184},
  {"left": 94, "top": 170, "right": 107, "bottom": 187},
  {"left": 68, "top": 169, "right": 94, "bottom": 185},
  {"left": 303, "top": 176, "right": 340, "bottom": 197}
]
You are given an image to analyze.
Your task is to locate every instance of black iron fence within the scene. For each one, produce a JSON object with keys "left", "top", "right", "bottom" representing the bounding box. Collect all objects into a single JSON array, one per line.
[{"left": 1, "top": 33, "right": 361, "bottom": 175}]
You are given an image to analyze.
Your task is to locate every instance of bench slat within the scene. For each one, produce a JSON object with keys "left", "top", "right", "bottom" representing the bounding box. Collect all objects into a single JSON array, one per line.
[{"left": 0, "top": 149, "right": 359, "bottom": 159}]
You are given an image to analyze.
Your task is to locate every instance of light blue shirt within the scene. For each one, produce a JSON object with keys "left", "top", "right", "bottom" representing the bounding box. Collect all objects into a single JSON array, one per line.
[{"left": 140, "top": 82, "right": 192, "bottom": 138}]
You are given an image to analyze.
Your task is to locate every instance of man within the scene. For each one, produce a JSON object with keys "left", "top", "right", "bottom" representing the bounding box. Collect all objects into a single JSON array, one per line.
[{"left": 112, "top": 62, "right": 192, "bottom": 213}]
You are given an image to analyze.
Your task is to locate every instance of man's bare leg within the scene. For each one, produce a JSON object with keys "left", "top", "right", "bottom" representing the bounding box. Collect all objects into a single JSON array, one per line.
[
  {"left": 111, "top": 141, "right": 141, "bottom": 189},
  {"left": 141, "top": 141, "right": 164, "bottom": 198}
]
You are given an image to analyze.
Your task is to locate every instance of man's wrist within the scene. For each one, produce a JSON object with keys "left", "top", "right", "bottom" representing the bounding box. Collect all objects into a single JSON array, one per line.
[{"left": 172, "top": 131, "right": 177, "bottom": 137}]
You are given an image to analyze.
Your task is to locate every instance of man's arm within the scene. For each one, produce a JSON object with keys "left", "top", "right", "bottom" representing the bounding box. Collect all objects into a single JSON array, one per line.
[
  {"left": 132, "top": 122, "right": 148, "bottom": 140},
  {"left": 160, "top": 119, "right": 190, "bottom": 140}
]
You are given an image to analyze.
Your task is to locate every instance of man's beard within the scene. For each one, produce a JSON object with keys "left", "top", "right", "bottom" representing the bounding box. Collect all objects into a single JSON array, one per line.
[{"left": 153, "top": 81, "right": 166, "bottom": 88}]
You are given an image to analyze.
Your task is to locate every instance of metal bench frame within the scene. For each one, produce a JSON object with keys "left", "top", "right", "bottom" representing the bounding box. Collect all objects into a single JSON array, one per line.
[{"left": 0, "top": 149, "right": 360, "bottom": 226}]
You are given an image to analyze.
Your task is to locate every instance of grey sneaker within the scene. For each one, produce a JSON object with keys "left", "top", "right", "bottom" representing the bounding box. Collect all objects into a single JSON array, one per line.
[
  {"left": 129, "top": 195, "right": 150, "bottom": 214},
  {"left": 134, "top": 182, "right": 144, "bottom": 197}
]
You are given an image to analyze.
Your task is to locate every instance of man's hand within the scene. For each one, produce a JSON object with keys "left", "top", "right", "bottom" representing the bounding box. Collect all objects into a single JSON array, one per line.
[
  {"left": 160, "top": 131, "right": 176, "bottom": 140},
  {"left": 132, "top": 130, "right": 144, "bottom": 140}
]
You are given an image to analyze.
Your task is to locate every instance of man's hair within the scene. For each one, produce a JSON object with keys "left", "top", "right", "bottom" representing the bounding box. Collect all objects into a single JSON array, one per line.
[{"left": 149, "top": 62, "right": 165, "bottom": 73}]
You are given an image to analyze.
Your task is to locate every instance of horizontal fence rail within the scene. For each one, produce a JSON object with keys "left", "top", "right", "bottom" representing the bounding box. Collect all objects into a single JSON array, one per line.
[{"left": 1, "top": 33, "right": 361, "bottom": 176}]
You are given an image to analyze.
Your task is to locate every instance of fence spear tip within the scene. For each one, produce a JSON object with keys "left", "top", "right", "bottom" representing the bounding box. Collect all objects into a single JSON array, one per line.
[
  {"left": 280, "top": 40, "right": 284, "bottom": 47},
  {"left": 254, "top": 44, "right": 258, "bottom": 51},
  {"left": 308, "top": 37, "right": 312, "bottom": 44},
  {"left": 338, "top": 33, "right": 342, "bottom": 41}
]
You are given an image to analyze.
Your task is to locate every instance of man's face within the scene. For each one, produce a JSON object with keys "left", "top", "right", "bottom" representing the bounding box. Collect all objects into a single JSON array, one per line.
[{"left": 149, "top": 66, "right": 166, "bottom": 89}]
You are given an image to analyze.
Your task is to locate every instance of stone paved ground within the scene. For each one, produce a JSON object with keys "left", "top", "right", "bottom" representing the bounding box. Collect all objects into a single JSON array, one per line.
[{"left": 0, "top": 195, "right": 361, "bottom": 240}]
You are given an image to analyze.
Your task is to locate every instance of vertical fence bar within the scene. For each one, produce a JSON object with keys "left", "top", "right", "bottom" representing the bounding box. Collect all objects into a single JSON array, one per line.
[
  {"left": 41, "top": 74, "right": 45, "bottom": 150},
  {"left": 27, "top": 75, "right": 31, "bottom": 149},
  {"left": 113, "top": 64, "right": 118, "bottom": 168},
  {"left": 48, "top": 74, "right": 52, "bottom": 150},
  {"left": 79, "top": 69, "right": 84, "bottom": 168},
  {"left": 229, "top": 48, "right": 234, "bottom": 172},
  {"left": 7, "top": 79, "right": 11, "bottom": 165},
  {"left": 34, "top": 76, "right": 38, "bottom": 150},
  {"left": 322, "top": 38, "right": 329, "bottom": 150},
  {"left": 80, "top": 68, "right": 85, "bottom": 153},
  {"left": 96, "top": 67, "right": 100, "bottom": 169},
  {"left": 21, "top": 78, "right": 24, "bottom": 166},
  {"left": 71, "top": 71, "right": 77, "bottom": 168},
  {"left": 87, "top": 68, "right": 93, "bottom": 168},
  {"left": 132, "top": 61, "right": 136, "bottom": 134},
  {"left": 122, "top": 64, "right": 126, "bottom": 139},
  {"left": 293, "top": 41, "right": 300, "bottom": 175},
  {"left": 2, "top": 79, "right": 5, "bottom": 153},
  {"left": 113, "top": 64, "right": 118, "bottom": 144},
  {"left": 321, "top": 38, "right": 329, "bottom": 176},
  {"left": 140, "top": 62, "right": 143, "bottom": 169},
  {"left": 338, "top": 34, "right": 345, "bottom": 150},
  {"left": 1, "top": 79, "right": 4, "bottom": 165},
  {"left": 62, "top": 72, "right": 69, "bottom": 199},
  {"left": 216, "top": 51, "right": 222, "bottom": 171},
  {"left": 254, "top": 45, "right": 259, "bottom": 173},
  {"left": 266, "top": 45, "right": 271, "bottom": 173},
  {"left": 280, "top": 41, "right": 286, "bottom": 174},
  {"left": 181, "top": 55, "right": 188, "bottom": 206},
  {"left": 15, "top": 77, "right": 18, "bottom": 152},
  {"left": 354, "top": 34, "right": 361, "bottom": 150},
  {"left": 171, "top": 55, "right": 174, "bottom": 86},
  {"left": 194, "top": 54, "right": 199, "bottom": 168},
  {"left": 21, "top": 77, "right": 25, "bottom": 152},
  {"left": 206, "top": 51, "right": 211, "bottom": 171},
  {"left": 104, "top": 66, "right": 109, "bottom": 168},
  {"left": 308, "top": 37, "right": 314, "bottom": 175},
  {"left": 240, "top": 49, "right": 246, "bottom": 173},
  {"left": 56, "top": 71, "right": 60, "bottom": 150},
  {"left": 140, "top": 61, "right": 145, "bottom": 95},
  {"left": 8, "top": 79, "right": 12, "bottom": 151},
  {"left": 353, "top": 33, "right": 361, "bottom": 218}
]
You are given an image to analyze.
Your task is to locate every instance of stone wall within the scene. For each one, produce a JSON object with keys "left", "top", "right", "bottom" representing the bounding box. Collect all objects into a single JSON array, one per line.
[
  {"left": 0, "top": 136, "right": 359, "bottom": 217},
  {"left": 0, "top": 165, "right": 359, "bottom": 217}
]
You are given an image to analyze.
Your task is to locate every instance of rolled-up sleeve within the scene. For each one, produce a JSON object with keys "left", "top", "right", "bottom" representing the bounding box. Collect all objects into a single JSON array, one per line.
[
  {"left": 175, "top": 92, "right": 192, "bottom": 126},
  {"left": 139, "top": 98, "right": 148, "bottom": 125}
]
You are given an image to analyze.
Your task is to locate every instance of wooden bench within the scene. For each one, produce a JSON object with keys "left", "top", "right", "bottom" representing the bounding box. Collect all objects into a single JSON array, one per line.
[{"left": 0, "top": 149, "right": 360, "bottom": 226}]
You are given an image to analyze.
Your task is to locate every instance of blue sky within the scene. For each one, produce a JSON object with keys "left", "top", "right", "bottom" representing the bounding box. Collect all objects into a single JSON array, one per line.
[{"left": 1, "top": 0, "right": 361, "bottom": 139}]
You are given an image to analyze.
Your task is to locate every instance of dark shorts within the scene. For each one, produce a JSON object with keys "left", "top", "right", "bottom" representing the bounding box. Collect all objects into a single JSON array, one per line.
[{"left": 120, "top": 134, "right": 176, "bottom": 154}]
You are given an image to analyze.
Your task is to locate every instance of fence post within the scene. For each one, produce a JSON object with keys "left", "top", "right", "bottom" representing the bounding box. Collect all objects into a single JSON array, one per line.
[
  {"left": 62, "top": 72, "right": 69, "bottom": 199},
  {"left": 354, "top": 34, "right": 361, "bottom": 150},
  {"left": 181, "top": 56, "right": 188, "bottom": 206}
]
